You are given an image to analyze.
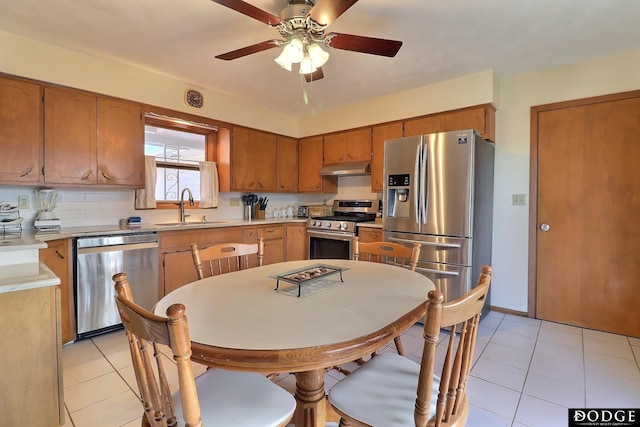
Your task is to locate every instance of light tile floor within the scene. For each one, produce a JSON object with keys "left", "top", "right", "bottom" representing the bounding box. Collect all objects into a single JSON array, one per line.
[{"left": 61, "top": 311, "right": 640, "bottom": 427}]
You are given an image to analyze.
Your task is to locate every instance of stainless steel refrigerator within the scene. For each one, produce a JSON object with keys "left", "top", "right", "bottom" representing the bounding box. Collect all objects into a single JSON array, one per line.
[{"left": 383, "top": 129, "right": 494, "bottom": 314}]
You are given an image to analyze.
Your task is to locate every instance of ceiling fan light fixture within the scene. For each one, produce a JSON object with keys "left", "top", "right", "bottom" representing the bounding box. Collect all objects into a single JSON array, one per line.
[
  {"left": 299, "top": 54, "right": 317, "bottom": 74},
  {"left": 274, "top": 47, "right": 294, "bottom": 71},
  {"left": 288, "top": 37, "right": 305, "bottom": 63},
  {"left": 307, "top": 42, "right": 329, "bottom": 68}
]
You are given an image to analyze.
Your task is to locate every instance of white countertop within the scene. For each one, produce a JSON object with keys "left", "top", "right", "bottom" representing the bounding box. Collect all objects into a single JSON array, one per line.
[
  {"left": 34, "top": 218, "right": 307, "bottom": 241},
  {"left": 0, "top": 219, "right": 304, "bottom": 293},
  {"left": 0, "top": 262, "right": 60, "bottom": 294}
]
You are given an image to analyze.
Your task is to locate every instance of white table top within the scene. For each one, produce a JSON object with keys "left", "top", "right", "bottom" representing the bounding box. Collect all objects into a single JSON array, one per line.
[{"left": 154, "top": 259, "right": 433, "bottom": 351}]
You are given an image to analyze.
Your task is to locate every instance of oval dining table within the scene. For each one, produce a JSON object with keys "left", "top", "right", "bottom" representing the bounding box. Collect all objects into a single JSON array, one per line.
[{"left": 154, "top": 259, "right": 434, "bottom": 427}]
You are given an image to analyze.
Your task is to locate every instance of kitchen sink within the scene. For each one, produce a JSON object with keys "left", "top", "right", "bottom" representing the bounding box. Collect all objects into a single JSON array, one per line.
[{"left": 154, "top": 220, "right": 227, "bottom": 227}]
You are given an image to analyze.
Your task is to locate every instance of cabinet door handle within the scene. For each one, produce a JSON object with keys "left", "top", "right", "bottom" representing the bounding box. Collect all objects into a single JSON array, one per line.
[
  {"left": 55, "top": 250, "right": 65, "bottom": 259},
  {"left": 81, "top": 171, "right": 93, "bottom": 181},
  {"left": 20, "top": 167, "right": 33, "bottom": 177},
  {"left": 101, "top": 170, "right": 112, "bottom": 181}
]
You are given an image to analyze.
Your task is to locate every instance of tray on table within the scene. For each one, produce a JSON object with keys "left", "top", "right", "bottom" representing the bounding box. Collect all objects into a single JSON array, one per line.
[{"left": 270, "top": 264, "right": 349, "bottom": 297}]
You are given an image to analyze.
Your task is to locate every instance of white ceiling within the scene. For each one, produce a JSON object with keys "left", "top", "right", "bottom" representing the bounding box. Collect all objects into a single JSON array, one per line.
[{"left": 1, "top": 0, "right": 639, "bottom": 116}]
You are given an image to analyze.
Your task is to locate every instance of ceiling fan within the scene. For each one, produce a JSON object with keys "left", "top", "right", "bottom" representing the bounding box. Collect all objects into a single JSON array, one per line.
[{"left": 211, "top": 0, "right": 403, "bottom": 82}]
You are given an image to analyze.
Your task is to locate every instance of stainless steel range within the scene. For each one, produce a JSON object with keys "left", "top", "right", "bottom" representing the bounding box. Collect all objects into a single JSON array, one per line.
[{"left": 307, "top": 200, "right": 377, "bottom": 260}]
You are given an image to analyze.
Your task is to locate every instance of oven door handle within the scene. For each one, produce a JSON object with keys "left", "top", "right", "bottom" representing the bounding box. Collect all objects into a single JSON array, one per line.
[{"left": 307, "top": 230, "right": 355, "bottom": 241}]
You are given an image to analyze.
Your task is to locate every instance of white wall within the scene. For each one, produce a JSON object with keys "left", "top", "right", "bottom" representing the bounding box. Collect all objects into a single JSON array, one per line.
[
  {"left": 491, "top": 49, "right": 640, "bottom": 311},
  {"left": 2, "top": 28, "right": 639, "bottom": 313}
]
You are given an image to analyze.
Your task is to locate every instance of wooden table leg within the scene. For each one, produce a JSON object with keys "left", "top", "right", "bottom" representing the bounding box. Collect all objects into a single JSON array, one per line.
[{"left": 294, "top": 369, "right": 326, "bottom": 427}]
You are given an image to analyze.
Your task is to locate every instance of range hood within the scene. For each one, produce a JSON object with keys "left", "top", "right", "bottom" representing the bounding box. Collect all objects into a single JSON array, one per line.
[{"left": 319, "top": 161, "right": 371, "bottom": 176}]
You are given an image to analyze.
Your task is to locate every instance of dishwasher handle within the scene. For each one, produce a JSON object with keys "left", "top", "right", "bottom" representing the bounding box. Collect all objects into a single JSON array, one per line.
[{"left": 77, "top": 241, "right": 158, "bottom": 255}]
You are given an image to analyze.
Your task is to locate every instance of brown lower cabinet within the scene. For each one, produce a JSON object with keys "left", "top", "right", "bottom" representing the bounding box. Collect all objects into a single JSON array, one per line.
[
  {"left": 159, "top": 223, "right": 305, "bottom": 297},
  {"left": 0, "top": 285, "right": 64, "bottom": 426},
  {"left": 285, "top": 223, "right": 308, "bottom": 260},
  {"left": 243, "top": 225, "right": 285, "bottom": 266},
  {"left": 160, "top": 227, "right": 244, "bottom": 296},
  {"left": 40, "top": 238, "right": 75, "bottom": 344},
  {"left": 357, "top": 226, "right": 382, "bottom": 243}
]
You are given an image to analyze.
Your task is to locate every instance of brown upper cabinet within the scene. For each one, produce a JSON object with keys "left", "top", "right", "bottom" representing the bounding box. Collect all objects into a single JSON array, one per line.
[
  {"left": 0, "top": 77, "right": 41, "bottom": 184},
  {"left": 371, "top": 121, "right": 403, "bottom": 193},
  {"left": 404, "top": 104, "right": 496, "bottom": 141},
  {"left": 228, "top": 126, "right": 278, "bottom": 192},
  {"left": 276, "top": 135, "right": 298, "bottom": 192},
  {"left": 323, "top": 127, "right": 372, "bottom": 165},
  {"left": 43, "top": 87, "right": 144, "bottom": 187},
  {"left": 298, "top": 136, "right": 337, "bottom": 193}
]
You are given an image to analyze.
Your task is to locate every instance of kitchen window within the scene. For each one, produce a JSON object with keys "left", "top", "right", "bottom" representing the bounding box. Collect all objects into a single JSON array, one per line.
[
  {"left": 145, "top": 125, "right": 205, "bottom": 201},
  {"left": 144, "top": 113, "right": 218, "bottom": 206}
]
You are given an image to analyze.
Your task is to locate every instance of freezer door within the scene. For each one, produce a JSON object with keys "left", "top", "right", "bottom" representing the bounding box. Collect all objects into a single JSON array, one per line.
[
  {"left": 383, "top": 135, "right": 423, "bottom": 233},
  {"left": 385, "top": 232, "right": 472, "bottom": 267},
  {"left": 423, "top": 130, "right": 474, "bottom": 238}
]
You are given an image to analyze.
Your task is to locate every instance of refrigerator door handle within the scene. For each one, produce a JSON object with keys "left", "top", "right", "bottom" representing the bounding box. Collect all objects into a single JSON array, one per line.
[
  {"left": 421, "top": 142, "right": 428, "bottom": 224},
  {"left": 387, "top": 236, "right": 461, "bottom": 249},
  {"left": 415, "top": 266, "right": 460, "bottom": 276},
  {"left": 414, "top": 144, "right": 421, "bottom": 224}
]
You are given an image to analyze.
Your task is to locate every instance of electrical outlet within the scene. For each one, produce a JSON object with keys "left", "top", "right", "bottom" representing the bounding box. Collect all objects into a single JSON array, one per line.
[
  {"left": 18, "top": 195, "right": 29, "bottom": 209},
  {"left": 229, "top": 198, "right": 241, "bottom": 207},
  {"left": 512, "top": 194, "right": 526, "bottom": 206}
]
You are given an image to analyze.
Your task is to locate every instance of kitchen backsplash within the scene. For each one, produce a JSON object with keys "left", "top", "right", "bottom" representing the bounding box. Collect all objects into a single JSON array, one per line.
[{"left": 0, "top": 176, "right": 378, "bottom": 228}]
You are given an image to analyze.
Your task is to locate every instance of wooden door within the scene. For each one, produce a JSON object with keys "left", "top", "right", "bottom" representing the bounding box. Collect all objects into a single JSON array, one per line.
[
  {"left": 44, "top": 87, "right": 97, "bottom": 184},
  {"left": 0, "top": 77, "right": 41, "bottom": 184},
  {"left": 323, "top": 132, "right": 346, "bottom": 164},
  {"left": 285, "top": 223, "right": 307, "bottom": 261},
  {"left": 40, "top": 239, "right": 74, "bottom": 344},
  {"left": 357, "top": 227, "right": 382, "bottom": 243},
  {"left": 344, "top": 128, "right": 372, "bottom": 163},
  {"left": 277, "top": 135, "right": 298, "bottom": 192},
  {"left": 371, "top": 121, "right": 403, "bottom": 192},
  {"left": 532, "top": 91, "right": 640, "bottom": 337},
  {"left": 97, "top": 97, "right": 144, "bottom": 187},
  {"left": 258, "top": 226, "right": 285, "bottom": 265},
  {"left": 323, "top": 128, "right": 371, "bottom": 165},
  {"left": 232, "top": 126, "right": 277, "bottom": 191},
  {"left": 298, "top": 136, "right": 337, "bottom": 193}
]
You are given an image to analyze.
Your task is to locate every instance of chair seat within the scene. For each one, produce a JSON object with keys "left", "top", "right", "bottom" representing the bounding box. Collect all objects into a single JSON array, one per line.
[
  {"left": 328, "top": 352, "right": 439, "bottom": 426},
  {"left": 174, "top": 368, "right": 296, "bottom": 427}
]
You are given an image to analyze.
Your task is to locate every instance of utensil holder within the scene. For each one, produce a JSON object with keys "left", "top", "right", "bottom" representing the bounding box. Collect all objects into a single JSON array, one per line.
[
  {"left": 257, "top": 209, "right": 265, "bottom": 219},
  {"left": 244, "top": 205, "right": 253, "bottom": 221}
]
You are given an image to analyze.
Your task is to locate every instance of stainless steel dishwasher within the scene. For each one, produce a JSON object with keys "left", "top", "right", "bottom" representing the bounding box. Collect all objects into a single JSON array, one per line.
[{"left": 75, "top": 232, "right": 158, "bottom": 339}]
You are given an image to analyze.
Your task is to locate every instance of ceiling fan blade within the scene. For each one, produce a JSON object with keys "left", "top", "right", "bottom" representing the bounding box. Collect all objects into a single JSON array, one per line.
[
  {"left": 210, "top": 0, "right": 281, "bottom": 25},
  {"left": 307, "top": 0, "right": 359, "bottom": 26},
  {"left": 325, "top": 32, "right": 402, "bottom": 57},
  {"left": 215, "top": 40, "right": 280, "bottom": 60},
  {"left": 304, "top": 67, "right": 324, "bottom": 82}
]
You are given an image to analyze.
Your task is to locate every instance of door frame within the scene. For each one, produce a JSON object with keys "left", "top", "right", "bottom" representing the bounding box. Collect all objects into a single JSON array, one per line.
[{"left": 527, "top": 89, "right": 640, "bottom": 318}]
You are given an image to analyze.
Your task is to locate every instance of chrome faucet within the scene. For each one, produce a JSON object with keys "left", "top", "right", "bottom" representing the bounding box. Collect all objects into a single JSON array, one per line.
[{"left": 177, "top": 188, "right": 194, "bottom": 223}]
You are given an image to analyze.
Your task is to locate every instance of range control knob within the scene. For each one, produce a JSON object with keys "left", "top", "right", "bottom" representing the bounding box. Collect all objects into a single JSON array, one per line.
[
  {"left": 324, "top": 221, "right": 332, "bottom": 228},
  {"left": 339, "top": 222, "right": 348, "bottom": 230}
]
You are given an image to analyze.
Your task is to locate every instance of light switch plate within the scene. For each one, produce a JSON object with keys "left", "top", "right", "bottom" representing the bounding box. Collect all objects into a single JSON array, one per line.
[
  {"left": 18, "top": 195, "right": 29, "bottom": 209},
  {"left": 229, "top": 198, "right": 241, "bottom": 207},
  {"left": 512, "top": 194, "right": 526, "bottom": 206}
]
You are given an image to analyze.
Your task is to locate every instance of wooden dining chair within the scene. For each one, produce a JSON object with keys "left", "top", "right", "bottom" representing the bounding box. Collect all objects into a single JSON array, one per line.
[
  {"left": 113, "top": 272, "right": 296, "bottom": 427},
  {"left": 352, "top": 236, "right": 422, "bottom": 355},
  {"left": 328, "top": 265, "right": 492, "bottom": 427},
  {"left": 191, "top": 237, "right": 264, "bottom": 279}
]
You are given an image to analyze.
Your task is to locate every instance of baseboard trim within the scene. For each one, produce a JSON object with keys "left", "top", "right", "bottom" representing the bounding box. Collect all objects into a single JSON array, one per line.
[{"left": 489, "top": 305, "right": 529, "bottom": 318}]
